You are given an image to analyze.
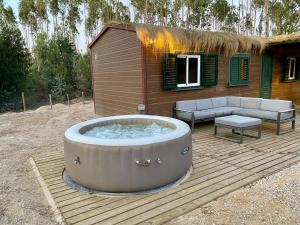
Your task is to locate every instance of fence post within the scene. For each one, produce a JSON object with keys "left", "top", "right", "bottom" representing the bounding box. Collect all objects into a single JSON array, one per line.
[
  {"left": 67, "top": 94, "right": 70, "bottom": 107},
  {"left": 82, "top": 92, "right": 85, "bottom": 104},
  {"left": 49, "top": 94, "right": 52, "bottom": 109},
  {"left": 22, "top": 92, "right": 26, "bottom": 112}
]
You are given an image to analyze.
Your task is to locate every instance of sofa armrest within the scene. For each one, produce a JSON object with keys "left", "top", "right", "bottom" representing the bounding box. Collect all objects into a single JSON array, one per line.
[
  {"left": 174, "top": 108, "right": 194, "bottom": 114},
  {"left": 277, "top": 107, "right": 296, "bottom": 121},
  {"left": 174, "top": 108, "right": 195, "bottom": 122}
]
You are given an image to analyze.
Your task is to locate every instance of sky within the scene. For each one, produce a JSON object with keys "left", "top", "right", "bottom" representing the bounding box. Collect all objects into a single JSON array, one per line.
[{"left": 3, "top": 0, "right": 240, "bottom": 52}]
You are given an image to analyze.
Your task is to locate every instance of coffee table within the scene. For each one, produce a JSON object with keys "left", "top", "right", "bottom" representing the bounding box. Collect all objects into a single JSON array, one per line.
[{"left": 214, "top": 115, "right": 262, "bottom": 144}]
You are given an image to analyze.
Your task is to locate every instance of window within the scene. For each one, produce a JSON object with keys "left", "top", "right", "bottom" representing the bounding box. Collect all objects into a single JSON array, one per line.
[
  {"left": 282, "top": 57, "right": 299, "bottom": 81},
  {"left": 288, "top": 57, "right": 296, "bottom": 80},
  {"left": 229, "top": 54, "right": 250, "bottom": 86},
  {"left": 177, "top": 55, "right": 200, "bottom": 87},
  {"left": 162, "top": 53, "right": 218, "bottom": 90}
]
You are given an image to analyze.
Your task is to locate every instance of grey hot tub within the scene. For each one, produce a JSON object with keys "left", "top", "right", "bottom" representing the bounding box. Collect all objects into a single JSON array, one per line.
[{"left": 64, "top": 115, "right": 192, "bottom": 193}]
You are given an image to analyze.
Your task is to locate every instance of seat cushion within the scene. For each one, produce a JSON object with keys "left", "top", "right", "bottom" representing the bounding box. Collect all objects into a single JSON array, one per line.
[
  {"left": 176, "top": 100, "right": 196, "bottom": 111},
  {"left": 215, "top": 115, "right": 261, "bottom": 128},
  {"left": 227, "top": 96, "right": 241, "bottom": 107},
  {"left": 260, "top": 99, "right": 292, "bottom": 112},
  {"left": 203, "top": 107, "right": 241, "bottom": 117},
  {"left": 194, "top": 111, "right": 215, "bottom": 120},
  {"left": 240, "top": 97, "right": 262, "bottom": 109},
  {"left": 176, "top": 111, "right": 214, "bottom": 121},
  {"left": 195, "top": 99, "right": 213, "bottom": 110},
  {"left": 211, "top": 97, "right": 227, "bottom": 108},
  {"left": 233, "top": 109, "right": 292, "bottom": 121}
]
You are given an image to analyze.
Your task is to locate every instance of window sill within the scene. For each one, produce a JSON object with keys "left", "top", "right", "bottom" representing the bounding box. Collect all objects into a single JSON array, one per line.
[
  {"left": 227, "top": 83, "right": 250, "bottom": 87},
  {"left": 282, "top": 79, "right": 298, "bottom": 83},
  {"left": 172, "top": 86, "right": 204, "bottom": 91}
]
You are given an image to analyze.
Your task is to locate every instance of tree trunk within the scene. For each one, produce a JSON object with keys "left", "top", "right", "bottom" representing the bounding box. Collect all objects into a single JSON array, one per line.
[{"left": 264, "top": 0, "right": 269, "bottom": 37}]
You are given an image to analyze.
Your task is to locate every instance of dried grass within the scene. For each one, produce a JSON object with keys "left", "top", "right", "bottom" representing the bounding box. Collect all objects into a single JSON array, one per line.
[
  {"left": 268, "top": 32, "right": 300, "bottom": 45},
  {"left": 136, "top": 24, "right": 267, "bottom": 57}
]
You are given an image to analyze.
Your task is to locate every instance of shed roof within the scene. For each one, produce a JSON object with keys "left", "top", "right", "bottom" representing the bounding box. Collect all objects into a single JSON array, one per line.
[
  {"left": 88, "top": 22, "right": 300, "bottom": 56},
  {"left": 268, "top": 32, "right": 300, "bottom": 45}
]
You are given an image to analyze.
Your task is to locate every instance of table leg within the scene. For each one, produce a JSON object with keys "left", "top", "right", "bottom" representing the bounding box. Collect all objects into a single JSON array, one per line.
[
  {"left": 239, "top": 128, "right": 244, "bottom": 144},
  {"left": 214, "top": 124, "right": 217, "bottom": 136},
  {"left": 258, "top": 125, "right": 261, "bottom": 138}
]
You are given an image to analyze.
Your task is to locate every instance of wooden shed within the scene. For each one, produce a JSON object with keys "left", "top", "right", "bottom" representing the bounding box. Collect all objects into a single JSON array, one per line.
[
  {"left": 88, "top": 22, "right": 298, "bottom": 116},
  {"left": 264, "top": 33, "right": 300, "bottom": 104}
]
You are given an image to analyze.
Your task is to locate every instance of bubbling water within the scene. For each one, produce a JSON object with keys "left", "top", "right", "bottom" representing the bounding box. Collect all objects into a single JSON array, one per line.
[{"left": 83, "top": 123, "right": 174, "bottom": 139}]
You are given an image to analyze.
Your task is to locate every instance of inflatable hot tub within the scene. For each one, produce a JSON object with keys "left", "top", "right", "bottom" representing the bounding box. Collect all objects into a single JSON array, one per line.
[{"left": 64, "top": 115, "right": 192, "bottom": 193}]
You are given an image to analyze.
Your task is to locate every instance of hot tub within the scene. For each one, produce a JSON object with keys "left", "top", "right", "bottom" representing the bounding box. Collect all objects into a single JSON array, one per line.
[{"left": 64, "top": 115, "right": 192, "bottom": 193}]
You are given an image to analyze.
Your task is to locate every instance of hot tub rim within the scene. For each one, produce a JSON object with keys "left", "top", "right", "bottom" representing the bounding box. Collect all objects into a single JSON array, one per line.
[{"left": 64, "top": 115, "right": 191, "bottom": 147}]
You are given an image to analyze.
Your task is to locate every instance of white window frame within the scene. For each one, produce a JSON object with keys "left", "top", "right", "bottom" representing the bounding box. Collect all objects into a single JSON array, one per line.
[
  {"left": 177, "top": 55, "right": 201, "bottom": 88},
  {"left": 288, "top": 57, "right": 296, "bottom": 80}
]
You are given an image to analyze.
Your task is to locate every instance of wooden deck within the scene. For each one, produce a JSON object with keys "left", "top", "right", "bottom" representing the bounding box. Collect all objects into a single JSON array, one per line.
[{"left": 31, "top": 120, "right": 300, "bottom": 225}]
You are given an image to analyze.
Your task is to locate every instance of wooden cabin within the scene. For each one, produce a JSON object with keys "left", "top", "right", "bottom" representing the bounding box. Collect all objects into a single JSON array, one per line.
[
  {"left": 88, "top": 23, "right": 300, "bottom": 116},
  {"left": 265, "top": 34, "right": 300, "bottom": 104}
]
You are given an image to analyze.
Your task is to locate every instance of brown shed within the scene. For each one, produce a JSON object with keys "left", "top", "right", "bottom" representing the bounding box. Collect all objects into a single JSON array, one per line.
[
  {"left": 265, "top": 34, "right": 300, "bottom": 105},
  {"left": 88, "top": 22, "right": 299, "bottom": 117}
]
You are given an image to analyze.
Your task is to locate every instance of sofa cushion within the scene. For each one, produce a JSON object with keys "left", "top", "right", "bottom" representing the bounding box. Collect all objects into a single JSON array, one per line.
[
  {"left": 176, "top": 100, "right": 197, "bottom": 111},
  {"left": 176, "top": 111, "right": 214, "bottom": 121},
  {"left": 227, "top": 96, "right": 241, "bottom": 107},
  {"left": 240, "top": 97, "right": 262, "bottom": 109},
  {"left": 211, "top": 97, "right": 227, "bottom": 108},
  {"left": 194, "top": 111, "right": 215, "bottom": 120},
  {"left": 195, "top": 99, "right": 213, "bottom": 110},
  {"left": 260, "top": 99, "right": 292, "bottom": 112},
  {"left": 233, "top": 109, "right": 292, "bottom": 121},
  {"left": 203, "top": 107, "right": 241, "bottom": 117}
]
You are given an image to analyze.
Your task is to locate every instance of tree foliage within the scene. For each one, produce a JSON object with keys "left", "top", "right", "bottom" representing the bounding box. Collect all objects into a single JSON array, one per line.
[{"left": 0, "top": 20, "right": 30, "bottom": 111}]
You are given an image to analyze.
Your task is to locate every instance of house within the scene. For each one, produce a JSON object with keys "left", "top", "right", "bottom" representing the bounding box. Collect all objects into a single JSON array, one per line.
[
  {"left": 88, "top": 22, "right": 300, "bottom": 116},
  {"left": 264, "top": 33, "right": 300, "bottom": 103}
]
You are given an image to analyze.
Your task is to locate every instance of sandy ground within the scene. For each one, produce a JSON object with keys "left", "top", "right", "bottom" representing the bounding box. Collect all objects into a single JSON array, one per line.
[{"left": 0, "top": 101, "right": 299, "bottom": 225}]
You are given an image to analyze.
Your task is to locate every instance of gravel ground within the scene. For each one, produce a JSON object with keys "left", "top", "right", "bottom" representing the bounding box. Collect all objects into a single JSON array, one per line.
[
  {"left": 0, "top": 101, "right": 95, "bottom": 225},
  {"left": 0, "top": 101, "right": 299, "bottom": 225},
  {"left": 167, "top": 162, "right": 300, "bottom": 225}
]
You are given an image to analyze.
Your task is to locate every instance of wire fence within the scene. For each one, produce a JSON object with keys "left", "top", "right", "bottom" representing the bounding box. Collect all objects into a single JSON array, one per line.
[{"left": 4, "top": 91, "right": 92, "bottom": 113}]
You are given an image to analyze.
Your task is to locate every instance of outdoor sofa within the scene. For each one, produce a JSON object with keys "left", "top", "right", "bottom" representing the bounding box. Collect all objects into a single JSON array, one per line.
[{"left": 174, "top": 96, "right": 296, "bottom": 135}]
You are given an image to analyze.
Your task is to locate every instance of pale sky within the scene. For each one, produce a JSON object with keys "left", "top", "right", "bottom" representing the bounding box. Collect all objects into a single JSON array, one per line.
[{"left": 4, "top": 0, "right": 240, "bottom": 52}]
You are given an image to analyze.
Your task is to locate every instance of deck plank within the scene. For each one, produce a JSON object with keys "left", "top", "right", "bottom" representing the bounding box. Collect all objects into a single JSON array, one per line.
[{"left": 30, "top": 119, "right": 300, "bottom": 225}]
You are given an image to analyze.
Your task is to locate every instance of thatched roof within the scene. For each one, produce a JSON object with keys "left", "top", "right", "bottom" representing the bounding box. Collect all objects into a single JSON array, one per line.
[
  {"left": 268, "top": 32, "right": 300, "bottom": 45},
  {"left": 136, "top": 24, "right": 267, "bottom": 57},
  {"left": 89, "top": 22, "right": 300, "bottom": 55}
]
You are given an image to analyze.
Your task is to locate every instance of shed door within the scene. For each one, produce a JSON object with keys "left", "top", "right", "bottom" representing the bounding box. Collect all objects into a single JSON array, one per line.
[{"left": 260, "top": 54, "right": 273, "bottom": 99}]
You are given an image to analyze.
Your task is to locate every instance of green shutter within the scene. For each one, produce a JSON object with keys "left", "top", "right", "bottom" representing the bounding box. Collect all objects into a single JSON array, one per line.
[
  {"left": 229, "top": 56, "right": 241, "bottom": 85},
  {"left": 201, "top": 54, "right": 218, "bottom": 87},
  {"left": 229, "top": 54, "right": 250, "bottom": 86},
  {"left": 282, "top": 57, "right": 290, "bottom": 81},
  {"left": 162, "top": 53, "right": 177, "bottom": 90}
]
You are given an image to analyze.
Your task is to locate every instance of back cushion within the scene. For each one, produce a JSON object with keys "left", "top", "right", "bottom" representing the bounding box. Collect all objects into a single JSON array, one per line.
[
  {"left": 240, "top": 97, "right": 262, "bottom": 109},
  {"left": 260, "top": 99, "right": 292, "bottom": 112},
  {"left": 176, "top": 100, "right": 197, "bottom": 111},
  {"left": 196, "top": 99, "right": 213, "bottom": 110},
  {"left": 211, "top": 97, "right": 227, "bottom": 108},
  {"left": 227, "top": 96, "right": 241, "bottom": 107}
]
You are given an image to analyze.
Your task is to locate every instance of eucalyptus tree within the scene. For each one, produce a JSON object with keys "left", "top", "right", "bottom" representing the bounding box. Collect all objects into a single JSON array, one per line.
[
  {"left": 269, "top": 0, "right": 300, "bottom": 35},
  {"left": 0, "top": 1, "right": 16, "bottom": 25},
  {"left": 49, "top": 0, "right": 59, "bottom": 27},
  {"left": 188, "top": 0, "right": 212, "bottom": 30},
  {"left": 35, "top": 0, "right": 48, "bottom": 32},
  {"left": 211, "top": 0, "right": 231, "bottom": 31},
  {"left": 253, "top": 0, "right": 264, "bottom": 35},
  {"left": 66, "top": 0, "right": 82, "bottom": 41},
  {"left": 19, "top": 0, "right": 37, "bottom": 49},
  {"left": 168, "top": 0, "right": 181, "bottom": 27}
]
